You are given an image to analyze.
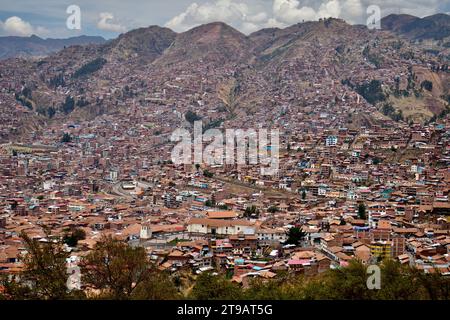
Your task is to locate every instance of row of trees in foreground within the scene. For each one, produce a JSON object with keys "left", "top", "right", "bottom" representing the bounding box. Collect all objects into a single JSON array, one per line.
[{"left": 1, "top": 233, "right": 449, "bottom": 300}]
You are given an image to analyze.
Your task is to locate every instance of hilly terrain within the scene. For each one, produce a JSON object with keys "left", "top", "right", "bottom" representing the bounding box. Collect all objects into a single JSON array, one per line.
[
  {"left": 155, "top": 22, "right": 253, "bottom": 66},
  {"left": 0, "top": 35, "right": 106, "bottom": 60},
  {"left": 0, "top": 16, "right": 449, "bottom": 142},
  {"left": 381, "top": 13, "right": 450, "bottom": 41}
]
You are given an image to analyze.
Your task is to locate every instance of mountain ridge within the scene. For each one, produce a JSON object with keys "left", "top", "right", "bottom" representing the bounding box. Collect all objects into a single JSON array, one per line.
[
  {"left": 381, "top": 13, "right": 450, "bottom": 40},
  {"left": 0, "top": 35, "right": 106, "bottom": 60},
  {"left": 0, "top": 16, "right": 449, "bottom": 142},
  {"left": 2, "top": 13, "right": 449, "bottom": 61}
]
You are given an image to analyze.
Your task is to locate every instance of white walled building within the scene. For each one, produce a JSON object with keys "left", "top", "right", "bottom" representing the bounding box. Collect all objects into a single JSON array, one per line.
[{"left": 187, "top": 218, "right": 256, "bottom": 236}]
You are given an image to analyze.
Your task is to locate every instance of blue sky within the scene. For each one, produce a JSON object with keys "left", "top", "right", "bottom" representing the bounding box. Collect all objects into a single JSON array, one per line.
[{"left": 0, "top": 0, "right": 449, "bottom": 39}]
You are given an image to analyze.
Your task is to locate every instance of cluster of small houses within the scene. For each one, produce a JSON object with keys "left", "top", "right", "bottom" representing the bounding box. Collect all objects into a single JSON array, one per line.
[{"left": 0, "top": 22, "right": 450, "bottom": 289}]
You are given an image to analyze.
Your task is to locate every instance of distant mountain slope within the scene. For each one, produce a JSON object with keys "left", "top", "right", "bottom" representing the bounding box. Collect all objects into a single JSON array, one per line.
[
  {"left": 155, "top": 22, "right": 253, "bottom": 66},
  {"left": 104, "top": 26, "right": 176, "bottom": 63},
  {"left": 1, "top": 16, "right": 449, "bottom": 142},
  {"left": 381, "top": 13, "right": 450, "bottom": 40},
  {"left": 0, "top": 35, "right": 106, "bottom": 60}
]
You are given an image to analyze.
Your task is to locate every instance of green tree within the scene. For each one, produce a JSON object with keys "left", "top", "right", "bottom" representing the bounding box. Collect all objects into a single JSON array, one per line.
[
  {"left": 244, "top": 277, "right": 290, "bottom": 299},
  {"left": 189, "top": 272, "right": 243, "bottom": 300},
  {"left": 131, "top": 271, "right": 180, "bottom": 300},
  {"left": 203, "top": 170, "right": 214, "bottom": 178},
  {"left": 302, "top": 260, "right": 374, "bottom": 299},
  {"left": 372, "top": 157, "right": 381, "bottom": 165},
  {"left": 73, "top": 58, "right": 107, "bottom": 79},
  {"left": 61, "top": 95, "right": 75, "bottom": 114},
  {"left": 47, "top": 106, "right": 56, "bottom": 118},
  {"left": 356, "top": 80, "right": 386, "bottom": 104},
  {"left": 420, "top": 80, "right": 433, "bottom": 91},
  {"left": 1, "top": 231, "right": 81, "bottom": 300},
  {"left": 244, "top": 205, "right": 259, "bottom": 218},
  {"left": 80, "top": 236, "right": 149, "bottom": 299},
  {"left": 63, "top": 228, "right": 86, "bottom": 247},
  {"left": 358, "top": 203, "right": 367, "bottom": 220},
  {"left": 301, "top": 190, "right": 306, "bottom": 200},
  {"left": 61, "top": 132, "right": 72, "bottom": 143},
  {"left": 374, "top": 259, "right": 425, "bottom": 299},
  {"left": 416, "top": 267, "right": 450, "bottom": 300},
  {"left": 185, "top": 110, "right": 202, "bottom": 124},
  {"left": 285, "top": 227, "right": 307, "bottom": 246}
]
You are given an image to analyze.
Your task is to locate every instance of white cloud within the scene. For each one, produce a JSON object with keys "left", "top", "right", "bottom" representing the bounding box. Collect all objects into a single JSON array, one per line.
[
  {"left": 265, "top": 18, "right": 287, "bottom": 29},
  {"left": 164, "top": 0, "right": 448, "bottom": 34},
  {"left": 97, "top": 12, "right": 127, "bottom": 33},
  {"left": 273, "top": 0, "right": 316, "bottom": 24},
  {"left": 1, "top": 0, "right": 447, "bottom": 37},
  {"left": 0, "top": 16, "right": 48, "bottom": 37},
  {"left": 343, "top": 0, "right": 364, "bottom": 16},
  {"left": 317, "top": 0, "right": 341, "bottom": 19},
  {"left": 272, "top": 0, "right": 343, "bottom": 25},
  {"left": 165, "top": 0, "right": 270, "bottom": 34},
  {"left": 165, "top": 0, "right": 349, "bottom": 34},
  {"left": 246, "top": 12, "right": 268, "bottom": 23}
]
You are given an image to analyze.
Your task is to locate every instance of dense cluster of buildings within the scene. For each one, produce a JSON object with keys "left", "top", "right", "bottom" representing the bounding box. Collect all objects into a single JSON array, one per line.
[
  {"left": 0, "top": 101, "right": 449, "bottom": 284},
  {"left": 0, "top": 19, "right": 449, "bottom": 289}
]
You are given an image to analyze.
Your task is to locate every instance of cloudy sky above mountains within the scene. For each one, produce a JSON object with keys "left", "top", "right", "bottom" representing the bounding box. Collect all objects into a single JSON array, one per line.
[{"left": 0, "top": 0, "right": 449, "bottom": 38}]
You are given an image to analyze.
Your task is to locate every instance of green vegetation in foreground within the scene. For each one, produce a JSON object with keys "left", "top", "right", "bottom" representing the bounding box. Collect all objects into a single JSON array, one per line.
[{"left": 1, "top": 233, "right": 450, "bottom": 300}]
